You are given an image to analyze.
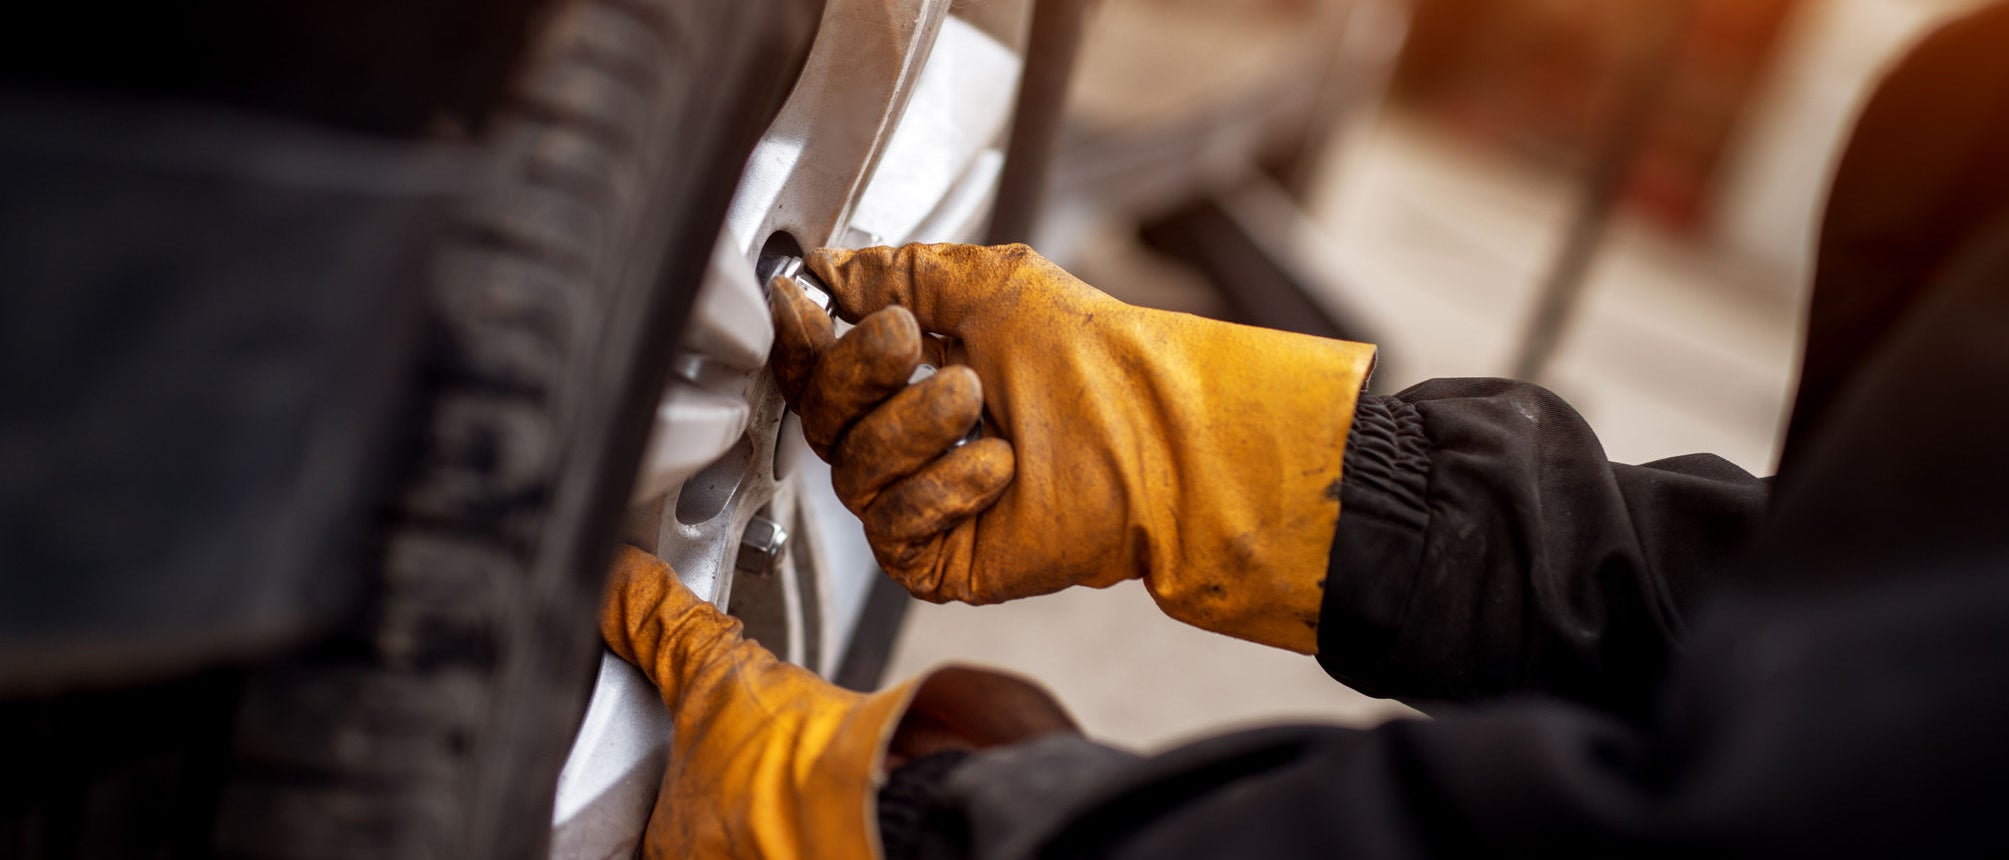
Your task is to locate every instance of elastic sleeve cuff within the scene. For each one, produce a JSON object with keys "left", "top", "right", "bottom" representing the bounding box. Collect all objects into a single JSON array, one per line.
[
  {"left": 878, "top": 751, "right": 974, "bottom": 860},
  {"left": 1338, "top": 394, "right": 1430, "bottom": 518},
  {"left": 876, "top": 735, "right": 1143, "bottom": 860},
  {"left": 1317, "top": 394, "right": 1432, "bottom": 695}
]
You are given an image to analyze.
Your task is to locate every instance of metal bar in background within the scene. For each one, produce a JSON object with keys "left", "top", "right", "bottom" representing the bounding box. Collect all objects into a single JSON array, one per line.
[
  {"left": 832, "top": 574, "right": 914, "bottom": 692},
  {"left": 1137, "top": 183, "right": 1372, "bottom": 345},
  {"left": 986, "top": 0, "right": 1094, "bottom": 245},
  {"left": 1262, "top": 0, "right": 1412, "bottom": 203},
  {"left": 1510, "top": 0, "right": 1696, "bottom": 381}
]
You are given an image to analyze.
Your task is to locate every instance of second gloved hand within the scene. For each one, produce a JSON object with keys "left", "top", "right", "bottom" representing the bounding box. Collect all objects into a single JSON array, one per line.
[
  {"left": 601, "top": 545, "right": 1072, "bottom": 858},
  {"left": 772, "top": 243, "right": 1377, "bottom": 654}
]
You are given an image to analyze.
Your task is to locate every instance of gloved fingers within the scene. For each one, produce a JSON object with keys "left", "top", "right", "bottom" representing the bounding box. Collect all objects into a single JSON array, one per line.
[
  {"left": 809, "top": 243, "right": 1040, "bottom": 336},
  {"left": 862, "top": 437, "right": 1014, "bottom": 543},
  {"left": 799, "top": 305, "right": 924, "bottom": 458},
  {"left": 832, "top": 366, "right": 985, "bottom": 511},
  {"left": 601, "top": 545, "right": 743, "bottom": 697},
  {"left": 873, "top": 527, "right": 1008, "bottom": 605},
  {"left": 767, "top": 275, "right": 835, "bottom": 407},
  {"left": 872, "top": 531, "right": 964, "bottom": 603},
  {"left": 805, "top": 245, "right": 893, "bottom": 321}
]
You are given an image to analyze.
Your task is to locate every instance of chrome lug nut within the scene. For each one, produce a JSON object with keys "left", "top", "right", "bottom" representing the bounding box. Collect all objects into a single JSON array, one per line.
[{"left": 736, "top": 515, "right": 789, "bottom": 573}]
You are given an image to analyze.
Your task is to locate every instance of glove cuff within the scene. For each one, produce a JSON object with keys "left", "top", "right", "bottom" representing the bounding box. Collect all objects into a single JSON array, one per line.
[
  {"left": 1144, "top": 331, "right": 1377, "bottom": 654},
  {"left": 813, "top": 665, "right": 1078, "bottom": 858}
]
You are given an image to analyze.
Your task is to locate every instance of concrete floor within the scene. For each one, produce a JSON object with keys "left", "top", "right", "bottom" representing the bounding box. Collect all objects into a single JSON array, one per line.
[{"left": 881, "top": 114, "right": 1805, "bottom": 751}]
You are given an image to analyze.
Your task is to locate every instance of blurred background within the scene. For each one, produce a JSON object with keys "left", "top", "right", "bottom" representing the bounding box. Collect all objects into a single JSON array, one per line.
[{"left": 886, "top": 0, "right": 1987, "bottom": 750}]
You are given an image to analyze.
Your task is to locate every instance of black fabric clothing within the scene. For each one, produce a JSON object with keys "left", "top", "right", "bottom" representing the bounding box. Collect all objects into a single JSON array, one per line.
[
  {"left": 877, "top": 5, "right": 2009, "bottom": 857},
  {"left": 879, "top": 751, "right": 977, "bottom": 860},
  {"left": 1324, "top": 381, "right": 1767, "bottom": 715},
  {"left": 1782, "top": 2, "right": 2009, "bottom": 470}
]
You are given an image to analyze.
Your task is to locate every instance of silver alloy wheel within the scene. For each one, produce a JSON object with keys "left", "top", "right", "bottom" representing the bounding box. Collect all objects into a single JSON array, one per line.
[{"left": 550, "top": 0, "right": 1031, "bottom": 854}]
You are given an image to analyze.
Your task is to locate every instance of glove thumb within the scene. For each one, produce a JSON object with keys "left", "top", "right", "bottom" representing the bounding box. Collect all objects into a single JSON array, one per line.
[
  {"left": 809, "top": 243, "right": 1045, "bottom": 337},
  {"left": 600, "top": 545, "right": 740, "bottom": 707}
]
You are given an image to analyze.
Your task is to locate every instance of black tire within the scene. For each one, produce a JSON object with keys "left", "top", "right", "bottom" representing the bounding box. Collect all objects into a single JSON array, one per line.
[{"left": 211, "top": 0, "right": 816, "bottom": 857}]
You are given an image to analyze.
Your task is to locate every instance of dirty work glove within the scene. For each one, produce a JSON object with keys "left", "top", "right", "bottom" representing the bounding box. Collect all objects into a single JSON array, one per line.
[
  {"left": 771, "top": 243, "right": 1377, "bottom": 654},
  {"left": 600, "top": 545, "right": 1073, "bottom": 859}
]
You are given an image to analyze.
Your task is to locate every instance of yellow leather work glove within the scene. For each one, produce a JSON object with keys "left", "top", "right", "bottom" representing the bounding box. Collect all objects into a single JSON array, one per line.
[
  {"left": 770, "top": 243, "right": 1378, "bottom": 655},
  {"left": 600, "top": 545, "right": 1073, "bottom": 859}
]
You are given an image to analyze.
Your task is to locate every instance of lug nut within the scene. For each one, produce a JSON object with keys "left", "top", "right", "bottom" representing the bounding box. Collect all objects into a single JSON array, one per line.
[{"left": 736, "top": 515, "right": 789, "bottom": 573}]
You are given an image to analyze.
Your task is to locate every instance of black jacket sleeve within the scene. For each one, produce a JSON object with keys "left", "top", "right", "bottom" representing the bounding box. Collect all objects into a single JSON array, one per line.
[{"left": 1318, "top": 381, "right": 1768, "bottom": 713}]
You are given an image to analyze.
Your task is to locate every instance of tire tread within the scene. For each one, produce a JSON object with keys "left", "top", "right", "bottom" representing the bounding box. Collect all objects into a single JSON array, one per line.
[{"left": 216, "top": 0, "right": 713, "bottom": 856}]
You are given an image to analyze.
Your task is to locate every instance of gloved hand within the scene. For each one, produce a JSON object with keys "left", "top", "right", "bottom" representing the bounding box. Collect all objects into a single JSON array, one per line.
[
  {"left": 769, "top": 243, "right": 1377, "bottom": 654},
  {"left": 600, "top": 545, "right": 1072, "bottom": 859}
]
